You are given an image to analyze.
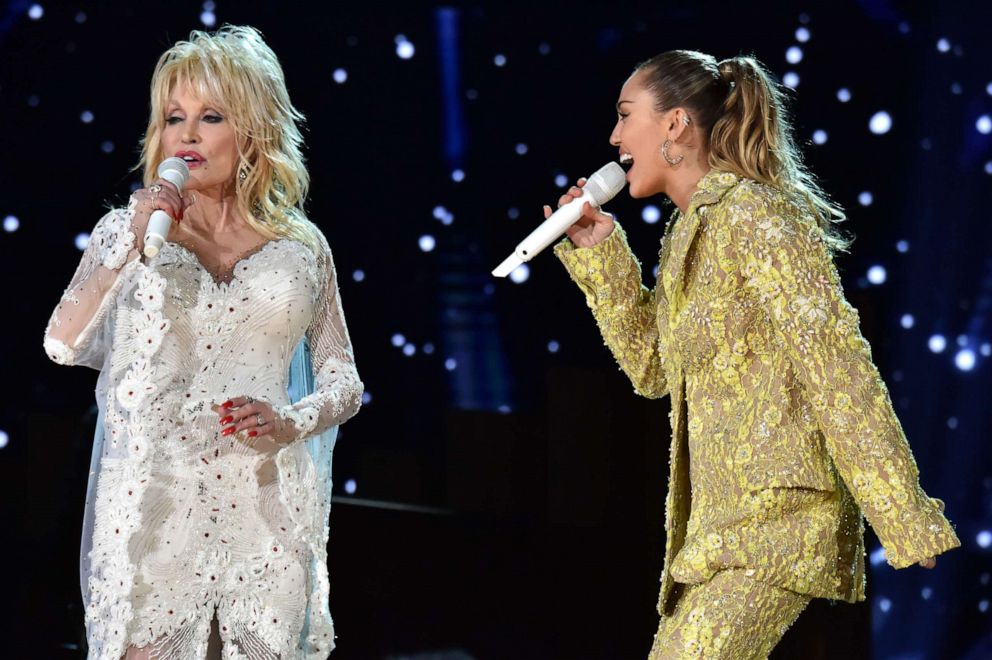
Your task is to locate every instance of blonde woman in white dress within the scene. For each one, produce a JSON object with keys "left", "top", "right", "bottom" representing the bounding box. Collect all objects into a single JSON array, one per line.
[{"left": 43, "top": 26, "right": 363, "bottom": 659}]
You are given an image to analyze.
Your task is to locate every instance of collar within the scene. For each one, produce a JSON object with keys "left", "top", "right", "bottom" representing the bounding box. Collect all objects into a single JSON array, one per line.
[{"left": 685, "top": 169, "right": 741, "bottom": 215}]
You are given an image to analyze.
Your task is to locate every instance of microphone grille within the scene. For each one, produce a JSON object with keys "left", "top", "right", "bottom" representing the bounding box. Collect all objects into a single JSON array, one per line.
[
  {"left": 157, "top": 157, "right": 190, "bottom": 186},
  {"left": 584, "top": 162, "right": 627, "bottom": 206}
]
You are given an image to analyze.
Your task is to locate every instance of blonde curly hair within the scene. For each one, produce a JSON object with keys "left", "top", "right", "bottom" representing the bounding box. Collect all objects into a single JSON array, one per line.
[{"left": 138, "top": 25, "right": 321, "bottom": 254}]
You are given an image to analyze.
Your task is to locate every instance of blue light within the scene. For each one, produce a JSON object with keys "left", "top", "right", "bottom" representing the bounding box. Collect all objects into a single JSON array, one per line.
[
  {"left": 858, "top": 191, "right": 873, "bottom": 206},
  {"left": 352, "top": 269, "right": 365, "bottom": 282},
  {"left": 547, "top": 340, "right": 560, "bottom": 353},
  {"left": 515, "top": 143, "right": 528, "bottom": 155},
  {"left": 28, "top": 4, "right": 43, "bottom": 20},
  {"left": 786, "top": 46, "right": 803, "bottom": 64},
  {"left": 869, "top": 111, "right": 893, "bottom": 135},
  {"left": 981, "top": 343, "right": 991, "bottom": 357},
  {"left": 0, "top": 430, "right": 7, "bottom": 449},
  {"left": 795, "top": 27, "right": 810, "bottom": 43},
  {"left": 986, "top": 162, "right": 992, "bottom": 175},
  {"left": 642, "top": 205, "right": 661, "bottom": 224},
  {"left": 510, "top": 264, "right": 530, "bottom": 284},
  {"left": 977, "top": 115, "right": 992, "bottom": 135},
  {"left": 867, "top": 265, "right": 887, "bottom": 285},
  {"left": 3, "top": 215, "right": 19, "bottom": 232},
  {"left": 418, "top": 234, "right": 436, "bottom": 252},
  {"left": 75, "top": 232, "right": 90, "bottom": 251},
  {"left": 981, "top": 601, "right": 990, "bottom": 613},
  {"left": 101, "top": 141, "right": 114, "bottom": 153},
  {"left": 391, "top": 333, "right": 406, "bottom": 347},
  {"left": 396, "top": 36, "right": 415, "bottom": 59},
  {"left": 977, "top": 530, "right": 992, "bottom": 549},
  {"left": 75, "top": 11, "right": 86, "bottom": 23},
  {"left": 900, "top": 314, "right": 914, "bottom": 329},
  {"left": 948, "top": 417, "right": 959, "bottom": 430},
  {"left": 433, "top": 205, "right": 448, "bottom": 220},
  {"left": 837, "top": 88, "right": 852, "bottom": 103},
  {"left": 812, "top": 129, "right": 828, "bottom": 145},
  {"left": 987, "top": 82, "right": 992, "bottom": 96},
  {"left": 958, "top": 335, "right": 969, "bottom": 347},
  {"left": 921, "top": 587, "right": 933, "bottom": 600},
  {"left": 936, "top": 38, "right": 951, "bottom": 53},
  {"left": 783, "top": 71, "right": 800, "bottom": 89},
  {"left": 344, "top": 479, "right": 357, "bottom": 494},
  {"left": 333, "top": 68, "right": 348, "bottom": 84},
  {"left": 403, "top": 343, "right": 416, "bottom": 356},
  {"left": 870, "top": 546, "right": 886, "bottom": 566},
  {"left": 896, "top": 240, "right": 909, "bottom": 253},
  {"left": 878, "top": 598, "right": 892, "bottom": 613},
  {"left": 80, "top": 110, "right": 94, "bottom": 124},
  {"left": 554, "top": 174, "right": 568, "bottom": 188},
  {"left": 928, "top": 334, "right": 946, "bottom": 353},
  {"left": 451, "top": 169, "right": 465, "bottom": 182},
  {"left": 507, "top": 207, "right": 520, "bottom": 220},
  {"left": 444, "top": 358, "right": 457, "bottom": 371},
  {"left": 361, "top": 391, "right": 372, "bottom": 405},
  {"left": 494, "top": 54, "right": 507, "bottom": 67},
  {"left": 955, "top": 349, "right": 976, "bottom": 371},
  {"left": 200, "top": 10, "right": 216, "bottom": 27},
  {"left": 423, "top": 343, "right": 435, "bottom": 355},
  {"left": 498, "top": 404, "right": 511, "bottom": 414},
  {"left": 538, "top": 42, "right": 551, "bottom": 55}
]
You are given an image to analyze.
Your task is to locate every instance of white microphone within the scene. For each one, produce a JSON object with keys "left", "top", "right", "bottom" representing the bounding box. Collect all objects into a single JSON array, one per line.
[
  {"left": 492, "top": 162, "right": 626, "bottom": 278},
  {"left": 143, "top": 157, "right": 191, "bottom": 258}
]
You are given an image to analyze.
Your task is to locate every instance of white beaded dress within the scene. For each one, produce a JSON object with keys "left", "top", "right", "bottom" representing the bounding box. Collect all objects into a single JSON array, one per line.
[{"left": 43, "top": 197, "right": 364, "bottom": 659}]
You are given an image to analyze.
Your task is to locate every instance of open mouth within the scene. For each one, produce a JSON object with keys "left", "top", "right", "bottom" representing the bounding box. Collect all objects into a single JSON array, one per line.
[{"left": 619, "top": 153, "right": 633, "bottom": 170}]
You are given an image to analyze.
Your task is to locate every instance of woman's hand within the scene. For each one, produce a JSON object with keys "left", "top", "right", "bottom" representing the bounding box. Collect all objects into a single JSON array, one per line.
[
  {"left": 544, "top": 177, "right": 616, "bottom": 248},
  {"left": 215, "top": 396, "right": 296, "bottom": 447},
  {"left": 919, "top": 557, "right": 936, "bottom": 569},
  {"left": 130, "top": 179, "right": 190, "bottom": 253}
]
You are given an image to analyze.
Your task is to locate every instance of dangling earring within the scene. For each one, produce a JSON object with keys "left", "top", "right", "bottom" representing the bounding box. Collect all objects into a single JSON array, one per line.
[
  {"left": 662, "top": 139, "right": 684, "bottom": 166},
  {"left": 239, "top": 167, "right": 248, "bottom": 182}
]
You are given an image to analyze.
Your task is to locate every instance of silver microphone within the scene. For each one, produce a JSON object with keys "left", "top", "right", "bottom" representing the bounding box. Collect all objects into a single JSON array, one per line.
[
  {"left": 143, "top": 157, "right": 190, "bottom": 258},
  {"left": 492, "top": 162, "right": 626, "bottom": 278}
]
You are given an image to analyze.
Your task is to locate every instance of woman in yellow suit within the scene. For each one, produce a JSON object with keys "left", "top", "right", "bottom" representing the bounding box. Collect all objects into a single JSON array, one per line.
[{"left": 548, "top": 50, "right": 960, "bottom": 659}]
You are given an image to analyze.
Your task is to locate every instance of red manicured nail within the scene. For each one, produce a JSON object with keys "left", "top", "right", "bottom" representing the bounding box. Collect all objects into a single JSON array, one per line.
[
  {"left": 219, "top": 416, "right": 234, "bottom": 425},
  {"left": 221, "top": 426, "right": 235, "bottom": 436},
  {"left": 222, "top": 400, "right": 234, "bottom": 409},
  {"left": 248, "top": 431, "right": 258, "bottom": 437}
]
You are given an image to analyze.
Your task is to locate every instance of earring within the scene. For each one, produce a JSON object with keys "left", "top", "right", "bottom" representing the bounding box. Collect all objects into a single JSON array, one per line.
[
  {"left": 662, "top": 139, "right": 684, "bottom": 166},
  {"left": 682, "top": 116, "right": 691, "bottom": 126},
  {"left": 239, "top": 167, "right": 248, "bottom": 181}
]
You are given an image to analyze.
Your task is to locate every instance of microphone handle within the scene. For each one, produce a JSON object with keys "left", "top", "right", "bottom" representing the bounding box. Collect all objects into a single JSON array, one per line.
[
  {"left": 142, "top": 170, "right": 187, "bottom": 258},
  {"left": 514, "top": 188, "right": 595, "bottom": 261}
]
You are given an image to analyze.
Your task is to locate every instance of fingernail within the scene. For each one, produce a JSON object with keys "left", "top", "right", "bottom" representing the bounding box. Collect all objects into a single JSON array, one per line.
[
  {"left": 248, "top": 431, "right": 258, "bottom": 437},
  {"left": 222, "top": 401, "right": 234, "bottom": 409},
  {"left": 221, "top": 426, "right": 235, "bottom": 436},
  {"left": 219, "top": 416, "right": 234, "bottom": 425}
]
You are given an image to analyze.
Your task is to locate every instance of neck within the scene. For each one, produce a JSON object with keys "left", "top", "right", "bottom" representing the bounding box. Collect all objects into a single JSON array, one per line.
[
  {"left": 667, "top": 150, "right": 711, "bottom": 214},
  {"left": 182, "top": 183, "right": 247, "bottom": 236}
]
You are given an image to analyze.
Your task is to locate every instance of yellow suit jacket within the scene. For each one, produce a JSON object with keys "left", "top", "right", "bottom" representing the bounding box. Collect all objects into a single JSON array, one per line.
[{"left": 555, "top": 169, "right": 959, "bottom": 615}]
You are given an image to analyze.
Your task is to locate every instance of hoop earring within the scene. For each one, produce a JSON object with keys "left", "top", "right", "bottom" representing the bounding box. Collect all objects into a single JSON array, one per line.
[{"left": 662, "top": 139, "right": 684, "bottom": 166}]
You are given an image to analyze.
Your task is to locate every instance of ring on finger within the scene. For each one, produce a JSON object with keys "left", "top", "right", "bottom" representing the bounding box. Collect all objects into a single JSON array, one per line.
[{"left": 256, "top": 414, "right": 265, "bottom": 427}]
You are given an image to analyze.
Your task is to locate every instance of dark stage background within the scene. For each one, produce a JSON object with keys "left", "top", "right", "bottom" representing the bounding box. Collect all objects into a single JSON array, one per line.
[{"left": 1, "top": 1, "right": 990, "bottom": 658}]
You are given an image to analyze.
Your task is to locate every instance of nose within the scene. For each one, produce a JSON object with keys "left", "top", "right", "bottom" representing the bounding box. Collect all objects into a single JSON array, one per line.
[
  {"left": 181, "top": 120, "right": 200, "bottom": 144},
  {"left": 609, "top": 119, "right": 622, "bottom": 147}
]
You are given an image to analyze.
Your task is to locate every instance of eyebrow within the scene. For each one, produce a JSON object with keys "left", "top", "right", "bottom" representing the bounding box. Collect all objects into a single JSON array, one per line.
[{"left": 616, "top": 100, "right": 633, "bottom": 111}]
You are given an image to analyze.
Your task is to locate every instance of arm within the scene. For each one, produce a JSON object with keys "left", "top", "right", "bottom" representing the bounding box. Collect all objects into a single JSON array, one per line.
[
  {"left": 731, "top": 189, "right": 959, "bottom": 568},
  {"left": 276, "top": 236, "right": 364, "bottom": 442},
  {"left": 43, "top": 201, "right": 140, "bottom": 369},
  {"left": 554, "top": 222, "right": 669, "bottom": 399}
]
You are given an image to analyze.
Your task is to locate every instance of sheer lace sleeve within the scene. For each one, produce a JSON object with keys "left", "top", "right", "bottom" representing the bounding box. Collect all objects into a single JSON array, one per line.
[
  {"left": 554, "top": 222, "right": 669, "bottom": 399},
  {"left": 730, "top": 188, "right": 960, "bottom": 568},
  {"left": 43, "top": 199, "right": 139, "bottom": 369},
  {"left": 277, "top": 233, "right": 363, "bottom": 442}
]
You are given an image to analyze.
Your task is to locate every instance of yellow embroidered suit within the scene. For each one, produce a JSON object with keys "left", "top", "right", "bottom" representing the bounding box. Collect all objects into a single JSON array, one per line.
[{"left": 555, "top": 170, "right": 960, "bottom": 616}]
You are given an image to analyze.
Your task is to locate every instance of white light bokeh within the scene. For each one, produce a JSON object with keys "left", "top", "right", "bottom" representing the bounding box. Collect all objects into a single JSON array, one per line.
[
  {"left": 200, "top": 10, "right": 216, "bottom": 27},
  {"left": 0, "top": 430, "right": 8, "bottom": 449},
  {"left": 391, "top": 333, "right": 406, "bottom": 348},
  {"left": 900, "top": 314, "right": 914, "bottom": 329},
  {"left": 878, "top": 597, "right": 892, "bottom": 613},
  {"left": 444, "top": 358, "right": 457, "bottom": 371},
  {"left": 509, "top": 263, "right": 530, "bottom": 284},
  {"left": 494, "top": 54, "right": 507, "bottom": 67},
  {"left": 928, "top": 334, "right": 947, "bottom": 353},
  {"left": 642, "top": 205, "right": 661, "bottom": 224},
  {"left": 869, "top": 111, "right": 892, "bottom": 135},
  {"left": 547, "top": 340, "right": 560, "bottom": 353},
  {"left": 554, "top": 174, "right": 568, "bottom": 188},
  {"left": 418, "top": 234, "right": 436, "bottom": 252},
  {"left": 981, "top": 343, "right": 992, "bottom": 357},
  {"left": 785, "top": 46, "right": 803, "bottom": 64},
  {"left": 344, "top": 479, "right": 357, "bottom": 495},
  {"left": 75, "top": 232, "right": 90, "bottom": 251},
  {"left": 4, "top": 215, "right": 19, "bottom": 232},
  {"left": 433, "top": 205, "right": 454, "bottom": 225},
  {"left": 836, "top": 88, "right": 852, "bottom": 103},
  {"left": 795, "top": 27, "right": 810, "bottom": 43},
  {"left": 896, "top": 240, "right": 909, "bottom": 253},
  {"left": 867, "top": 265, "right": 887, "bottom": 285},
  {"left": 515, "top": 143, "right": 528, "bottom": 155},
  {"left": 451, "top": 169, "right": 465, "bottom": 182},
  {"left": 870, "top": 546, "right": 886, "bottom": 566},
  {"left": 28, "top": 4, "right": 43, "bottom": 20},
  {"left": 812, "top": 129, "right": 828, "bottom": 145},
  {"left": 978, "top": 530, "right": 992, "bottom": 549},
  {"left": 783, "top": 71, "right": 800, "bottom": 89},
  {"left": 981, "top": 601, "right": 990, "bottom": 614},
  {"left": 403, "top": 343, "right": 416, "bottom": 357},
  {"left": 81, "top": 110, "right": 94, "bottom": 124},
  {"left": 936, "top": 37, "right": 951, "bottom": 53},
  {"left": 395, "top": 35, "right": 415, "bottom": 59},
  {"left": 858, "top": 191, "right": 873, "bottom": 206},
  {"left": 498, "top": 404, "right": 511, "bottom": 414},
  {"left": 333, "top": 68, "right": 348, "bottom": 84},
  {"left": 958, "top": 334, "right": 968, "bottom": 347},
  {"left": 977, "top": 115, "right": 992, "bottom": 135},
  {"left": 985, "top": 161, "right": 992, "bottom": 175},
  {"left": 955, "top": 349, "right": 976, "bottom": 372},
  {"left": 361, "top": 391, "right": 372, "bottom": 405},
  {"left": 987, "top": 82, "right": 992, "bottom": 96},
  {"left": 352, "top": 269, "right": 365, "bottom": 282}
]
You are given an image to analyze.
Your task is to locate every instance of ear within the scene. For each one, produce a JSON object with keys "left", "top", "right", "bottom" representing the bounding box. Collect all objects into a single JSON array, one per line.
[{"left": 666, "top": 108, "right": 691, "bottom": 141}]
